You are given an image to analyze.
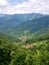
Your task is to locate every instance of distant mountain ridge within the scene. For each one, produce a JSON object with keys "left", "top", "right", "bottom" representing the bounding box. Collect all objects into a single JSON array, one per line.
[{"left": 0, "top": 13, "right": 49, "bottom": 38}]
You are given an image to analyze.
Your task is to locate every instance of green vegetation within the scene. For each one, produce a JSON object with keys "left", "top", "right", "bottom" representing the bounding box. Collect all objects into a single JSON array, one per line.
[
  {"left": 0, "top": 13, "right": 49, "bottom": 65},
  {"left": 0, "top": 35, "right": 49, "bottom": 65},
  {"left": 0, "top": 14, "right": 49, "bottom": 37}
]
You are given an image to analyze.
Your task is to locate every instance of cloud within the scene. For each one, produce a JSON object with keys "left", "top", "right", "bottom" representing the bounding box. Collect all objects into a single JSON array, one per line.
[
  {"left": 0, "top": 0, "right": 49, "bottom": 14},
  {"left": 0, "top": 0, "right": 9, "bottom": 6}
]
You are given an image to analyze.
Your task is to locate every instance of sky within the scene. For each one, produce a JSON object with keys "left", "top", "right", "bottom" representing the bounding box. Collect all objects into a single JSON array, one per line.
[{"left": 0, "top": 0, "right": 49, "bottom": 14}]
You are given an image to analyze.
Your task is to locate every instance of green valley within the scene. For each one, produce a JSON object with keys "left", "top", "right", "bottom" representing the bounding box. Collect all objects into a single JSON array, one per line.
[{"left": 0, "top": 13, "right": 49, "bottom": 65}]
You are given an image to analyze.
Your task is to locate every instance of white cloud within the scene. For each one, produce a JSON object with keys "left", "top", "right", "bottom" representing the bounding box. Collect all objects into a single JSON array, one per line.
[
  {"left": 0, "top": 0, "right": 9, "bottom": 6},
  {"left": 0, "top": 0, "right": 49, "bottom": 14}
]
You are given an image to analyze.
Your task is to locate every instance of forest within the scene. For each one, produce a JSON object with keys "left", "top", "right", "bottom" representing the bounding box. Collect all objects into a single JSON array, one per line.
[{"left": 0, "top": 35, "right": 49, "bottom": 65}]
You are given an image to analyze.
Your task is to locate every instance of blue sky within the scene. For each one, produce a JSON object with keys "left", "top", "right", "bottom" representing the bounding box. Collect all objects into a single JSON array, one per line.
[
  {"left": 0, "top": 0, "right": 49, "bottom": 14},
  {"left": 8, "top": 0, "right": 28, "bottom": 5}
]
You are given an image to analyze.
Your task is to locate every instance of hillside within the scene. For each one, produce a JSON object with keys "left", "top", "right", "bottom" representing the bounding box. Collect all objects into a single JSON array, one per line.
[
  {"left": 0, "top": 35, "right": 49, "bottom": 65},
  {"left": 14, "top": 16, "right": 49, "bottom": 36},
  {"left": 0, "top": 13, "right": 49, "bottom": 65},
  {"left": 0, "top": 13, "right": 49, "bottom": 39}
]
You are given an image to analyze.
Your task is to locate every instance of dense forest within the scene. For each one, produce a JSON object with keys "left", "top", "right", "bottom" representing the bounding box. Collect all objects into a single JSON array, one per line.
[{"left": 0, "top": 34, "right": 49, "bottom": 65}]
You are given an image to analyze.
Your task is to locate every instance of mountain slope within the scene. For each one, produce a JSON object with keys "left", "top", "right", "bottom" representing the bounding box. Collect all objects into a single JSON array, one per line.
[
  {"left": 9, "top": 16, "right": 49, "bottom": 36},
  {"left": 0, "top": 13, "right": 49, "bottom": 37}
]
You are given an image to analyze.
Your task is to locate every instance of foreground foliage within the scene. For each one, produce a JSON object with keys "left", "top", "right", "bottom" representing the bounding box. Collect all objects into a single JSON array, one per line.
[{"left": 0, "top": 36, "right": 49, "bottom": 65}]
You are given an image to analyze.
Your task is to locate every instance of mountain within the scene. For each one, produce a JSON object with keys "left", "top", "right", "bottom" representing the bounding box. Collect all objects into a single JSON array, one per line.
[
  {"left": 0, "top": 13, "right": 49, "bottom": 38},
  {"left": 0, "top": 13, "right": 44, "bottom": 25},
  {"left": 12, "top": 16, "right": 49, "bottom": 37}
]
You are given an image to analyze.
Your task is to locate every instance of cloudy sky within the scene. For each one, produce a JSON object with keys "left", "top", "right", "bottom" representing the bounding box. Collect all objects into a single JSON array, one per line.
[{"left": 0, "top": 0, "right": 49, "bottom": 14}]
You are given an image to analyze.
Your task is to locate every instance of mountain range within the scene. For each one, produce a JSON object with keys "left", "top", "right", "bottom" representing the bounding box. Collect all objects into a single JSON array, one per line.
[{"left": 0, "top": 13, "right": 49, "bottom": 39}]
